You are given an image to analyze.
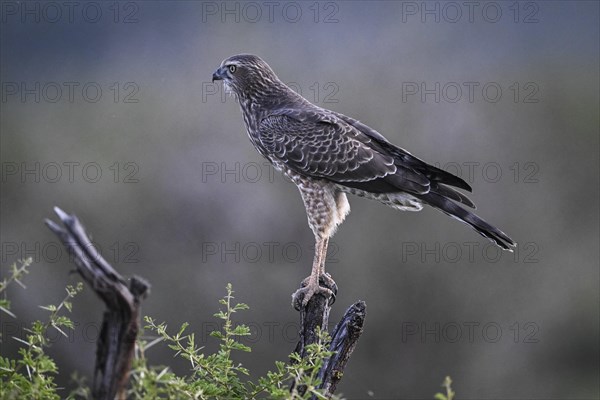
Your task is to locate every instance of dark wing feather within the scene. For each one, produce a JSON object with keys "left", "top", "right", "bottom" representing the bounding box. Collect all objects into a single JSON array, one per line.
[
  {"left": 329, "top": 111, "right": 473, "bottom": 192},
  {"left": 258, "top": 111, "right": 430, "bottom": 194}
]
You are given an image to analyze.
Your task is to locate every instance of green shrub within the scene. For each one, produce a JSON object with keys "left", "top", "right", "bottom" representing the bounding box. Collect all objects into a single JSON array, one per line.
[{"left": 0, "top": 259, "right": 454, "bottom": 399}]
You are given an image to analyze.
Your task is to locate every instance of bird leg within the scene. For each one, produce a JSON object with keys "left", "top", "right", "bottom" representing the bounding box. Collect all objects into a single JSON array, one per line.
[
  {"left": 318, "top": 237, "right": 337, "bottom": 289},
  {"left": 292, "top": 237, "right": 336, "bottom": 308},
  {"left": 319, "top": 237, "right": 329, "bottom": 275}
]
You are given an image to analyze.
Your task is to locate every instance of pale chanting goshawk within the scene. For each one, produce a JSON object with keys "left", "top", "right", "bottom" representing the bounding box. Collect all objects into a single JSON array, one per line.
[{"left": 212, "top": 54, "right": 515, "bottom": 307}]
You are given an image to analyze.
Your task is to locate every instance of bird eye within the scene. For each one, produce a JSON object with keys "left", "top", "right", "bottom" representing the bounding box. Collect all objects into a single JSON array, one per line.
[{"left": 228, "top": 65, "right": 237, "bottom": 74}]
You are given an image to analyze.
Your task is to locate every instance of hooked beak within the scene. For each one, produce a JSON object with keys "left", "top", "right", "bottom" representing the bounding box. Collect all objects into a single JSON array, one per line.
[{"left": 212, "top": 67, "right": 226, "bottom": 83}]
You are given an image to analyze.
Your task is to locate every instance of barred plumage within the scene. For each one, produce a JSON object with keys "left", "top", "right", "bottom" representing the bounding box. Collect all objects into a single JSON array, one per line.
[{"left": 213, "top": 54, "right": 515, "bottom": 306}]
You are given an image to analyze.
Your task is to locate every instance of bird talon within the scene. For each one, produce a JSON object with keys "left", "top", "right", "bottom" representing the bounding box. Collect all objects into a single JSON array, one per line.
[
  {"left": 292, "top": 274, "right": 337, "bottom": 310},
  {"left": 320, "top": 273, "right": 337, "bottom": 292}
]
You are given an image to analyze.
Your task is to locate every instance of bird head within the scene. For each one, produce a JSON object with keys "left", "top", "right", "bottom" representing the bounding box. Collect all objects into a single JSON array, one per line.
[{"left": 212, "top": 54, "right": 280, "bottom": 100}]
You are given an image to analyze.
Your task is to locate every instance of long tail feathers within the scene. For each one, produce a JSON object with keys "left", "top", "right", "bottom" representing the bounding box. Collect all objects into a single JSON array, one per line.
[
  {"left": 431, "top": 183, "right": 476, "bottom": 209},
  {"left": 417, "top": 191, "right": 516, "bottom": 251}
]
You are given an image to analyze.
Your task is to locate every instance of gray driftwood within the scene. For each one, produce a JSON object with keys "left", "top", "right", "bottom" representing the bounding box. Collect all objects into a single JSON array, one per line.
[{"left": 45, "top": 207, "right": 149, "bottom": 400}]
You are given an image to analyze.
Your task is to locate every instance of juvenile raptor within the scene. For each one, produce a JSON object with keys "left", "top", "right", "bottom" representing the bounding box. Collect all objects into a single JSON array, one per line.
[{"left": 212, "top": 54, "right": 515, "bottom": 306}]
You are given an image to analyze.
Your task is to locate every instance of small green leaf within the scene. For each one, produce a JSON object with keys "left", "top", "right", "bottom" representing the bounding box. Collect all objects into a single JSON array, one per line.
[{"left": 178, "top": 322, "right": 189, "bottom": 336}]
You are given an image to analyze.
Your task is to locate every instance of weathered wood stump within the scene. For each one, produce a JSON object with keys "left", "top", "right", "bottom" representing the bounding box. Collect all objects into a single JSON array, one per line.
[{"left": 291, "top": 275, "right": 366, "bottom": 399}]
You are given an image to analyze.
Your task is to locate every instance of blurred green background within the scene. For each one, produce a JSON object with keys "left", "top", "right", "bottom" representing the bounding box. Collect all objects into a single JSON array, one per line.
[{"left": 1, "top": 1, "right": 598, "bottom": 398}]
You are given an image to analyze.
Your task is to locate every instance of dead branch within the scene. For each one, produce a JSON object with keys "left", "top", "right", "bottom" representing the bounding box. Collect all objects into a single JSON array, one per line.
[
  {"left": 291, "top": 276, "right": 366, "bottom": 399},
  {"left": 316, "top": 300, "right": 366, "bottom": 398},
  {"left": 45, "top": 207, "right": 149, "bottom": 400}
]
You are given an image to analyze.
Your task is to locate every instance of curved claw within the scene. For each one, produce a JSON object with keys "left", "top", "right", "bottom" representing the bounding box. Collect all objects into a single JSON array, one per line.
[
  {"left": 292, "top": 274, "right": 337, "bottom": 310},
  {"left": 319, "top": 274, "right": 337, "bottom": 306}
]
